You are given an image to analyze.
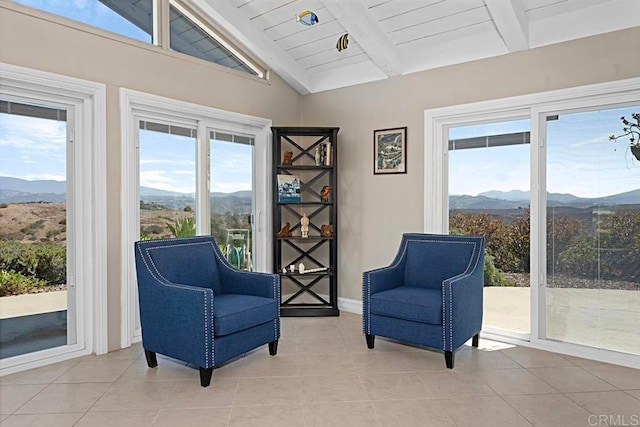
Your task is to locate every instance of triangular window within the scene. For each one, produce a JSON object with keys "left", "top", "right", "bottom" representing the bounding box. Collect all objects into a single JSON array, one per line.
[{"left": 169, "top": 2, "right": 264, "bottom": 77}]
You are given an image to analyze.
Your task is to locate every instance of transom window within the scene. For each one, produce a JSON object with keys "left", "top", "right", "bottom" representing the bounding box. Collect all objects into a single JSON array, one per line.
[{"left": 10, "top": 0, "right": 264, "bottom": 77}]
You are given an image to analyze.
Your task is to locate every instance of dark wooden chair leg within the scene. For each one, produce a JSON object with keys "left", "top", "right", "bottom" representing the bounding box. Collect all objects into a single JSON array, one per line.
[
  {"left": 199, "top": 367, "right": 213, "bottom": 387},
  {"left": 144, "top": 350, "right": 158, "bottom": 368},
  {"left": 268, "top": 340, "right": 278, "bottom": 356},
  {"left": 472, "top": 333, "right": 479, "bottom": 347},
  {"left": 445, "top": 351, "right": 454, "bottom": 369},
  {"left": 365, "top": 334, "right": 375, "bottom": 349}
]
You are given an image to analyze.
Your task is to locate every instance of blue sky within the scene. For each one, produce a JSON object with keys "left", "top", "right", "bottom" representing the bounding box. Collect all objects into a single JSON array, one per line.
[
  {"left": 13, "top": 0, "right": 151, "bottom": 42},
  {"left": 449, "top": 106, "right": 640, "bottom": 198},
  {"left": 139, "top": 130, "right": 253, "bottom": 194}
]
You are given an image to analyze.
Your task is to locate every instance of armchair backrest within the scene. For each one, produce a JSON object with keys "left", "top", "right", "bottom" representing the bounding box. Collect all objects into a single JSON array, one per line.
[
  {"left": 135, "top": 236, "right": 222, "bottom": 294},
  {"left": 400, "top": 234, "right": 484, "bottom": 289}
]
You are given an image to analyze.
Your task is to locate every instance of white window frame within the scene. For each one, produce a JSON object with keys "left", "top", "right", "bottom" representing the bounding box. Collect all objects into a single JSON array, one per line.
[
  {"left": 0, "top": 63, "right": 107, "bottom": 375},
  {"left": 424, "top": 77, "right": 640, "bottom": 369},
  {"left": 120, "top": 88, "right": 272, "bottom": 347}
]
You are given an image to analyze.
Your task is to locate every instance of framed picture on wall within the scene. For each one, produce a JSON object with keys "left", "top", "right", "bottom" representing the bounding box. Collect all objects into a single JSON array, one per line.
[{"left": 374, "top": 127, "right": 407, "bottom": 174}]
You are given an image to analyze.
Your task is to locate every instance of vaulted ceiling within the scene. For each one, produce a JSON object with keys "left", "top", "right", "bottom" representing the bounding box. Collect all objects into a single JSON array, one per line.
[{"left": 191, "top": 0, "right": 640, "bottom": 94}]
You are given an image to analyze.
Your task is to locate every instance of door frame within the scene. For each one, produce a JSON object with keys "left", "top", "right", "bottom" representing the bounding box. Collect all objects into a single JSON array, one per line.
[
  {"left": 424, "top": 77, "right": 640, "bottom": 368},
  {"left": 0, "top": 63, "right": 107, "bottom": 375},
  {"left": 120, "top": 88, "right": 272, "bottom": 347}
]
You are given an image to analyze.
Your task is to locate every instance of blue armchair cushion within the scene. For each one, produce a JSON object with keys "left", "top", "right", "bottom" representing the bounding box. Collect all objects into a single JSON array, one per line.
[
  {"left": 404, "top": 240, "right": 477, "bottom": 289},
  {"left": 370, "top": 286, "right": 443, "bottom": 325},
  {"left": 146, "top": 241, "right": 222, "bottom": 294},
  {"left": 213, "top": 294, "right": 278, "bottom": 336}
]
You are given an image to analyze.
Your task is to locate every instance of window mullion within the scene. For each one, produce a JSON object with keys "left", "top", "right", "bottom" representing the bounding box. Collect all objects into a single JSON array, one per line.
[
  {"left": 157, "top": 0, "right": 170, "bottom": 49},
  {"left": 196, "top": 121, "right": 210, "bottom": 235}
]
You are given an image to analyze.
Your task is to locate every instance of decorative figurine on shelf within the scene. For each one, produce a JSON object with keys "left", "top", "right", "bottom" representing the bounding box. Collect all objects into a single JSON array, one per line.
[
  {"left": 277, "top": 222, "right": 292, "bottom": 238},
  {"left": 282, "top": 151, "right": 293, "bottom": 165},
  {"left": 320, "top": 224, "right": 333, "bottom": 238},
  {"left": 300, "top": 212, "right": 309, "bottom": 238},
  {"left": 320, "top": 185, "right": 331, "bottom": 202},
  {"left": 298, "top": 262, "right": 306, "bottom": 274}
]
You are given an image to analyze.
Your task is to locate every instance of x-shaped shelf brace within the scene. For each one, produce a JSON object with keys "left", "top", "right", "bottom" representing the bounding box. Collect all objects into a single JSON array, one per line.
[
  {"left": 282, "top": 238, "right": 326, "bottom": 270},
  {"left": 281, "top": 274, "right": 328, "bottom": 306},
  {"left": 282, "top": 134, "right": 330, "bottom": 164}
]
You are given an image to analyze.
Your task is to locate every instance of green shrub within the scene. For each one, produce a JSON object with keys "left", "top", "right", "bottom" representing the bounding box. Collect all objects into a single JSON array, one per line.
[
  {"left": 0, "top": 269, "right": 48, "bottom": 296},
  {"left": 483, "top": 253, "right": 510, "bottom": 286},
  {"left": 144, "top": 225, "right": 164, "bottom": 235},
  {"left": 0, "top": 241, "right": 66, "bottom": 285},
  {"left": 167, "top": 216, "right": 195, "bottom": 237}
]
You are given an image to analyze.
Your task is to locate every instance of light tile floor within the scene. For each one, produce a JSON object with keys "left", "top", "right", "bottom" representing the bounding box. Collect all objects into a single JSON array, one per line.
[{"left": 1, "top": 312, "right": 639, "bottom": 426}]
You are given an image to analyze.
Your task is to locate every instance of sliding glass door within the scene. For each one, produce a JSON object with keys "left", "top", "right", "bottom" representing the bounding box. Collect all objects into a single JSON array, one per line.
[
  {"left": 0, "top": 99, "right": 76, "bottom": 359},
  {"left": 448, "top": 119, "right": 531, "bottom": 335},
  {"left": 543, "top": 105, "right": 640, "bottom": 355},
  {"left": 430, "top": 80, "right": 640, "bottom": 363},
  {"left": 210, "top": 130, "right": 255, "bottom": 271}
]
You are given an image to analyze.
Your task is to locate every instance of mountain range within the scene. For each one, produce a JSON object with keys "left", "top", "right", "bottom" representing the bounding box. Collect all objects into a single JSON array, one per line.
[
  {"left": 0, "top": 177, "right": 252, "bottom": 213},
  {"left": 450, "top": 189, "right": 640, "bottom": 209},
  {"left": 1, "top": 177, "right": 638, "bottom": 210}
]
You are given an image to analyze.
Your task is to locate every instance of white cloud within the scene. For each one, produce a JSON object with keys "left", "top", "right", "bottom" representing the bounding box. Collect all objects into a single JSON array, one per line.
[
  {"left": 211, "top": 181, "right": 252, "bottom": 193},
  {"left": 140, "top": 170, "right": 194, "bottom": 194},
  {"left": 24, "top": 173, "right": 66, "bottom": 181}
]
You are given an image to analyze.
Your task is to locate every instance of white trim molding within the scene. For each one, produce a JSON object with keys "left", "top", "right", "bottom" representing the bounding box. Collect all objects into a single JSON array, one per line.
[
  {"left": 120, "top": 88, "right": 272, "bottom": 348},
  {"left": 0, "top": 63, "right": 107, "bottom": 375}
]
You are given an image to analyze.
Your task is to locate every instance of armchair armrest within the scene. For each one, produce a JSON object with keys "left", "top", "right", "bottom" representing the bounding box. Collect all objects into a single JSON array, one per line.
[
  {"left": 137, "top": 278, "right": 215, "bottom": 369},
  {"left": 363, "top": 265, "right": 404, "bottom": 295},
  {"left": 216, "top": 260, "right": 279, "bottom": 300},
  {"left": 442, "top": 243, "right": 485, "bottom": 351}
]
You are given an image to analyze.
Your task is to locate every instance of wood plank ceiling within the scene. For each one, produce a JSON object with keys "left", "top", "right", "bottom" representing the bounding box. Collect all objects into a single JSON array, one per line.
[{"left": 193, "top": 0, "right": 640, "bottom": 94}]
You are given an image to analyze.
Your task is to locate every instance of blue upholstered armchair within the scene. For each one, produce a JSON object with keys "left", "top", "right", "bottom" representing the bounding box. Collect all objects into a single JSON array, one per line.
[
  {"left": 363, "top": 233, "right": 485, "bottom": 368},
  {"left": 134, "top": 236, "right": 280, "bottom": 387}
]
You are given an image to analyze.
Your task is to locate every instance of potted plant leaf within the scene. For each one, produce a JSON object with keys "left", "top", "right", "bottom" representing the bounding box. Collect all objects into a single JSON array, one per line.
[{"left": 610, "top": 113, "right": 640, "bottom": 161}]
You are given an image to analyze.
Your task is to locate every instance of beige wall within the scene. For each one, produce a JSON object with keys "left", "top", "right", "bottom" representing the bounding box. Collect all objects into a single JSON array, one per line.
[
  {"left": 0, "top": 4, "right": 302, "bottom": 350},
  {"left": 301, "top": 27, "right": 640, "bottom": 301}
]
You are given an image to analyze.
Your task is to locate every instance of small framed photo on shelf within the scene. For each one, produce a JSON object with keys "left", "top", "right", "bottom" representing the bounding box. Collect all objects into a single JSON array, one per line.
[
  {"left": 277, "top": 174, "right": 301, "bottom": 202},
  {"left": 374, "top": 127, "right": 407, "bottom": 174}
]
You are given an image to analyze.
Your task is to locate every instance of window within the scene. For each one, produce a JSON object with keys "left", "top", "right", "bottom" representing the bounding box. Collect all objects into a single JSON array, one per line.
[
  {"left": 0, "top": 63, "right": 106, "bottom": 374},
  {"left": 426, "top": 78, "right": 640, "bottom": 366},
  {"left": 10, "top": 0, "right": 266, "bottom": 77},
  {"left": 120, "top": 88, "right": 271, "bottom": 346},
  {"left": 12, "top": 0, "right": 153, "bottom": 43},
  {"left": 169, "top": 3, "right": 261, "bottom": 76}
]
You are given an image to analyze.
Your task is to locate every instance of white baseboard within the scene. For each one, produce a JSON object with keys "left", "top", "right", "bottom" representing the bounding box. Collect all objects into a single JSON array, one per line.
[{"left": 338, "top": 296, "right": 362, "bottom": 315}]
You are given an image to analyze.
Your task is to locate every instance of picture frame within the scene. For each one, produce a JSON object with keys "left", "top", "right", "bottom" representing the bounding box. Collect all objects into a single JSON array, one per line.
[
  {"left": 277, "top": 174, "right": 301, "bottom": 202},
  {"left": 374, "top": 127, "right": 407, "bottom": 174}
]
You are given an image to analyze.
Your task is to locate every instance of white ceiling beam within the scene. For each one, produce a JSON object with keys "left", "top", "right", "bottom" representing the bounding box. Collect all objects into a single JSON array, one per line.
[
  {"left": 194, "top": 0, "right": 313, "bottom": 94},
  {"left": 319, "top": 0, "right": 402, "bottom": 77},
  {"left": 484, "top": 0, "right": 529, "bottom": 52}
]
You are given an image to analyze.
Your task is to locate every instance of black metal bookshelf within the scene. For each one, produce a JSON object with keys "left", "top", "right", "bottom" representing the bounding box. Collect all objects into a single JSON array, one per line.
[{"left": 272, "top": 127, "right": 339, "bottom": 316}]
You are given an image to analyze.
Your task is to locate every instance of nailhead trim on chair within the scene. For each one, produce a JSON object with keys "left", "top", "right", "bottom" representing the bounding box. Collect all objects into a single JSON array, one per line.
[
  {"left": 362, "top": 234, "right": 482, "bottom": 353},
  {"left": 443, "top": 240, "right": 481, "bottom": 352},
  {"left": 137, "top": 242, "right": 215, "bottom": 367}
]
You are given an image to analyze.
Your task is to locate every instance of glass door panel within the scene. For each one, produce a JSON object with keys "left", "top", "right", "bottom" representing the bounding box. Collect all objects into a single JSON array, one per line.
[
  {"left": 0, "top": 100, "right": 73, "bottom": 359},
  {"left": 448, "top": 119, "right": 531, "bottom": 334},
  {"left": 210, "top": 131, "right": 254, "bottom": 271},
  {"left": 138, "top": 121, "right": 197, "bottom": 240},
  {"left": 545, "top": 105, "right": 640, "bottom": 355}
]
